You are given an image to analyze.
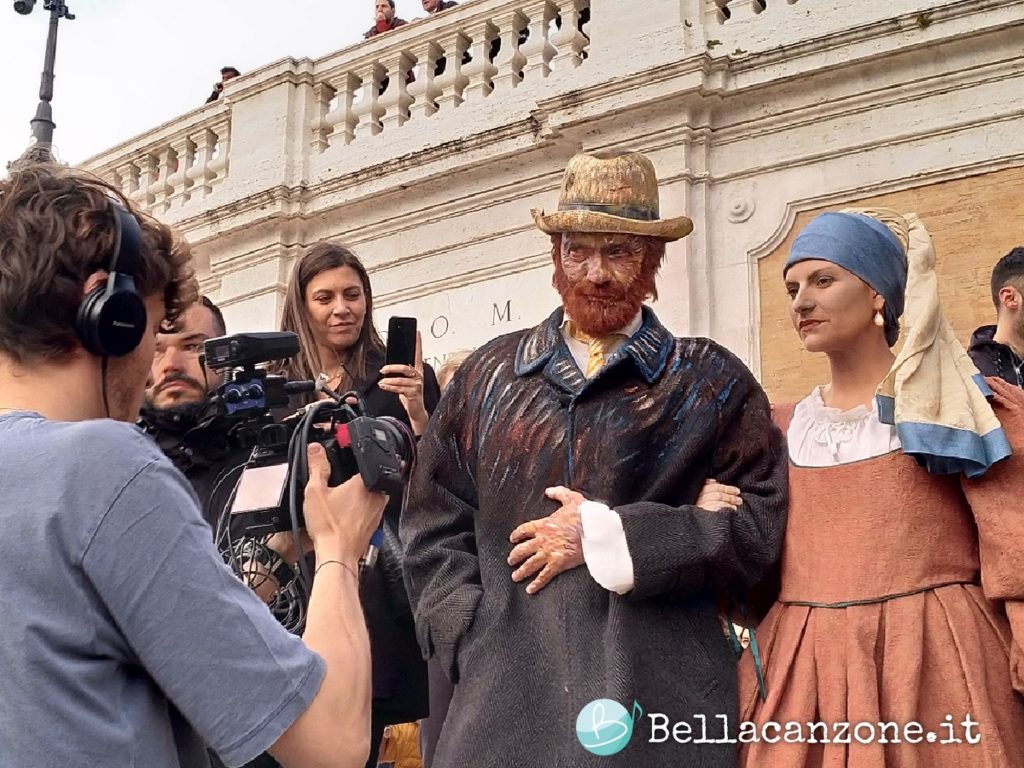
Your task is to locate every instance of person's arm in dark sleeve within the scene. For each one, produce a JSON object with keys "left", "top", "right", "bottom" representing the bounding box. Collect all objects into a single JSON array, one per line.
[
  {"left": 401, "top": 375, "right": 481, "bottom": 684},
  {"left": 616, "top": 365, "right": 789, "bottom": 601},
  {"left": 422, "top": 363, "right": 441, "bottom": 415}
]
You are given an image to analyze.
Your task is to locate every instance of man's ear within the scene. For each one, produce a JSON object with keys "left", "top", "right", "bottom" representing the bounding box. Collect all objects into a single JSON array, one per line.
[
  {"left": 998, "top": 286, "right": 1021, "bottom": 312},
  {"left": 82, "top": 271, "right": 109, "bottom": 298}
]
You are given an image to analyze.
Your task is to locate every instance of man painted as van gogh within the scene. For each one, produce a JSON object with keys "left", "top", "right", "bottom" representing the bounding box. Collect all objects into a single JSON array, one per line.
[{"left": 401, "top": 151, "right": 788, "bottom": 767}]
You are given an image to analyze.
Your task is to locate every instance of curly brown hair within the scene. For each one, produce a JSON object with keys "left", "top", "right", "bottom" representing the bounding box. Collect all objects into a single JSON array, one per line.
[{"left": 0, "top": 163, "right": 197, "bottom": 364}]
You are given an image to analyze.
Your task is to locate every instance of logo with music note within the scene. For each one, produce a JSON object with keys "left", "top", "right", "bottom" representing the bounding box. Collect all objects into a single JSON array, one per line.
[{"left": 575, "top": 698, "right": 643, "bottom": 756}]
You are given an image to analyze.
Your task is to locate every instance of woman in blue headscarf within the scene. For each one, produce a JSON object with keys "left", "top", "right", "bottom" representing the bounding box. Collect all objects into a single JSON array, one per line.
[{"left": 709, "top": 209, "right": 1024, "bottom": 767}]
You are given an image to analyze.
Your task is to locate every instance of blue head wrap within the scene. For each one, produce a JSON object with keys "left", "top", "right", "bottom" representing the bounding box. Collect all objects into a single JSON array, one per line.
[{"left": 784, "top": 212, "right": 908, "bottom": 346}]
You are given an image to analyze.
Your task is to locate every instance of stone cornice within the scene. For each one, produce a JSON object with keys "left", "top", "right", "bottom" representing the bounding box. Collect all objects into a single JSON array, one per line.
[{"left": 746, "top": 152, "right": 1024, "bottom": 265}]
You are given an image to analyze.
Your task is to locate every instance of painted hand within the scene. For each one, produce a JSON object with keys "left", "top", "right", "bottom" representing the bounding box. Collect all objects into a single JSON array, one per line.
[
  {"left": 695, "top": 479, "right": 742, "bottom": 512},
  {"left": 508, "top": 486, "right": 586, "bottom": 595}
]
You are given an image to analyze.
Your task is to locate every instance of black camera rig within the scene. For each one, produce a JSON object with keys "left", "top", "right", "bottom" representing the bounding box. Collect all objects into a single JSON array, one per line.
[
  {"left": 202, "top": 332, "right": 416, "bottom": 632},
  {"left": 203, "top": 331, "right": 415, "bottom": 536}
]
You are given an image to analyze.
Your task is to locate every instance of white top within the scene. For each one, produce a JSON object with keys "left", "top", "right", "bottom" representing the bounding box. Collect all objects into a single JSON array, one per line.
[{"left": 788, "top": 386, "right": 902, "bottom": 466}]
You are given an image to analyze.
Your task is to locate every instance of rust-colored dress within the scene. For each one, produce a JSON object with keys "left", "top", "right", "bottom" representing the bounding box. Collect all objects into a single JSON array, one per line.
[{"left": 739, "top": 380, "right": 1024, "bottom": 767}]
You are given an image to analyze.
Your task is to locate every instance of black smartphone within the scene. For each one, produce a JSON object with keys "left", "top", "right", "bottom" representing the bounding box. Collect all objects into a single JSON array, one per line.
[{"left": 385, "top": 316, "right": 417, "bottom": 367}]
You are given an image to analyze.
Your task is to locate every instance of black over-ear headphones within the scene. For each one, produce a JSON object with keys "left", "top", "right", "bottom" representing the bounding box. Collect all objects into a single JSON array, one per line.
[{"left": 76, "top": 202, "right": 148, "bottom": 357}]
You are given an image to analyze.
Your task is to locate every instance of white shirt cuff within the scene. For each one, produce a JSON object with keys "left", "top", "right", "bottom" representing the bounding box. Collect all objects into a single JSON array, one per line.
[{"left": 579, "top": 500, "right": 635, "bottom": 595}]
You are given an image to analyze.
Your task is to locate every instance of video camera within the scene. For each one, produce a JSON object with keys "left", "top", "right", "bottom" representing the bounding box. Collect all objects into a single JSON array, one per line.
[{"left": 204, "top": 332, "right": 416, "bottom": 539}]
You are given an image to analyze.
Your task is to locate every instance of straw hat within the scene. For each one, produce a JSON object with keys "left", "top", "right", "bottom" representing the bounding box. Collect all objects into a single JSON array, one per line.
[{"left": 531, "top": 151, "right": 693, "bottom": 241}]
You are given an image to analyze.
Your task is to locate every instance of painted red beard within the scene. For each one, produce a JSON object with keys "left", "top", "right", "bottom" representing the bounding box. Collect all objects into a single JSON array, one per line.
[{"left": 553, "top": 258, "right": 655, "bottom": 336}]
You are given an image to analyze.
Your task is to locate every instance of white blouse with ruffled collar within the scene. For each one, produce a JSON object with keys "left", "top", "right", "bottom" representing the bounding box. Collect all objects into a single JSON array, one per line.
[{"left": 787, "top": 386, "right": 902, "bottom": 466}]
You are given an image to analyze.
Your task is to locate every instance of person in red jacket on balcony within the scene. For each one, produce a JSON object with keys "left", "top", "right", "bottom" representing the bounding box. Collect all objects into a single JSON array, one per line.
[
  {"left": 422, "top": 0, "right": 458, "bottom": 12},
  {"left": 364, "top": 0, "right": 407, "bottom": 38}
]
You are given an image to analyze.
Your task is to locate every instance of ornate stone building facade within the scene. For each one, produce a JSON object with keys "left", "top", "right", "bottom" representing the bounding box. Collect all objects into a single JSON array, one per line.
[{"left": 82, "top": 0, "right": 1024, "bottom": 400}]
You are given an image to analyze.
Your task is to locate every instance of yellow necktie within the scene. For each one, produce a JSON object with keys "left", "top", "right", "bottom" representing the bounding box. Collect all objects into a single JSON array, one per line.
[{"left": 566, "top": 321, "right": 627, "bottom": 378}]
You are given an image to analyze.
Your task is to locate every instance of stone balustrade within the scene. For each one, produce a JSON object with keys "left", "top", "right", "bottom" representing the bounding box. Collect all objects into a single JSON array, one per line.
[
  {"left": 76, "top": 0, "right": 1024, "bottom": 375},
  {"left": 704, "top": 0, "right": 953, "bottom": 51},
  {"left": 310, "top": 0, "right": 589, "bottom": 152},
  {"left": 91, "top": 103, "right": 231, "bottom": 218}
]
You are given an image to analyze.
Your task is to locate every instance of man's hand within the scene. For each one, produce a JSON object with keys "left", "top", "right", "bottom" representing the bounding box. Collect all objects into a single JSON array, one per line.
[
  {"left": 695, "top": 479, "right": 742, "bottom": 512},
  {"left": 303, "top": 443, "right": 388, "bottom": 564},
  {"left": 508, "top": 486, "right": 586, "bottom": 595}
]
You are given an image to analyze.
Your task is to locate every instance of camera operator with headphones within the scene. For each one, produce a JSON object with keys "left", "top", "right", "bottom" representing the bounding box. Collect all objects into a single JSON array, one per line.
[{"left": 0, "top": 163, "right": 386, "bottom": 768}]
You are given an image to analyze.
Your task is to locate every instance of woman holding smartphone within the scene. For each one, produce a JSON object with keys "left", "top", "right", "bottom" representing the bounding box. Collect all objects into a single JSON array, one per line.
[{"left": 276, "top": 242, "right": 440, "bottom": 768}]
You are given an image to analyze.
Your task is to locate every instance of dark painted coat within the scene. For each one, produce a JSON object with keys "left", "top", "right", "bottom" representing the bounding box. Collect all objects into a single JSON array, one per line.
[{"left": 402, "top": 307, "right": 788, "bottom": 767}]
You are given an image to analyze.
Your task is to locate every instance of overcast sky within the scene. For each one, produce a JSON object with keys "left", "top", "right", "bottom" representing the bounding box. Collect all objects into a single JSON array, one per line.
[{"left": 0, "top": 0, "right": 435, "bottom": 166}]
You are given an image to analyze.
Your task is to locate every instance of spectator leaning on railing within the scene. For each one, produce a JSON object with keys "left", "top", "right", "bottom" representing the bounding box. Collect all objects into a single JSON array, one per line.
[
  {"left": 422, "top": 0, "right": 458, "bottom": 13},
  {"left": 364, "top": 0, "right": 407, "bottom": 38},
  {"left": 206, "top": 66, "right": 240, "bottom": 104}
]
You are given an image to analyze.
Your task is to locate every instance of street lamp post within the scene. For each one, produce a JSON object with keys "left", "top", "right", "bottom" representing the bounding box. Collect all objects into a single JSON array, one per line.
[{"left": 14, "top": 0, "right": 76, "bottom": 157}]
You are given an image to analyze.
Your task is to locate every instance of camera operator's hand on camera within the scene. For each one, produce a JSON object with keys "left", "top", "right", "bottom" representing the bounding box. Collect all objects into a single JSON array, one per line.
[
  {"left": 379, "top": 331, "right": 428, "bottom": 434},
  {"left": 303, "top": 443, "right": 387, "bottom": 564}
]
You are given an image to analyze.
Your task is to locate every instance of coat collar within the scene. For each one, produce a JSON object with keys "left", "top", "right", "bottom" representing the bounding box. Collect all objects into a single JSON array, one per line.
[{"left": 515, "top": 306, "right": 674, "bottom": 395}]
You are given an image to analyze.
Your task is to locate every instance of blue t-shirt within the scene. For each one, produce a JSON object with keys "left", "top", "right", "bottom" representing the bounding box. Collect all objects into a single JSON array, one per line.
[{"left": 0, "top": 412, "right": 325, "bottom": 768}]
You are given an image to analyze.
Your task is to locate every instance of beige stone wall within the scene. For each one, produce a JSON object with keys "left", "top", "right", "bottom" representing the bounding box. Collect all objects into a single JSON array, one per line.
[{"left": 757, "top": 166, "right": 1024, "bottom": 404}]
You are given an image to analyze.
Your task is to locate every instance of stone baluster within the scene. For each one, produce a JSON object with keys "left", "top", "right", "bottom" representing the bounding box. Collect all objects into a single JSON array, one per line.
[
  {"left": 115, "top": 161, "right": 139, "bottom": 201},
  {"left": 151, "top": 146, "right": 177, "bottom": 215},
  {"left": 434, "top": 30, "right": 470, "bottom": 111},
  {"left": 719, "top": 0, "right": 764, "bottom": 22},
  {"left": 550, "top": 0, "right": 589, "bottom": 69},
  {"left": 186, "top": 129, "right": 217, "bottom": 199},
  {"left": 519, "top": 0, "right": 558, "bottom": 79},
  {"left": 166, "top": 136, "right": 195, "bottom": 209},
  {"left": 491, "top": 9, "right": 529, "bottom": 92},
  {"left": 461, "top": 19, "right": 498, "bottom": 102},
  {"left": 324, "top": 72, "right": 360, "bottom": 147},
  {"left": 380, "top": 50, "right": 416, "bottom": 132},
  {"left": 352, "top": 62, "right": 386, "bottom": 141},
  {"left": 310, "top": 81, "right": 337, "bottom": 153},
  {"left": 129, "top": 155, "right": 158, "bottom": 209},
  {"left": 408, "top": 40, "right": 443, "bottom": 120},
  {"left": 207, "top": 120, "right": 230, "bottom": 185}
]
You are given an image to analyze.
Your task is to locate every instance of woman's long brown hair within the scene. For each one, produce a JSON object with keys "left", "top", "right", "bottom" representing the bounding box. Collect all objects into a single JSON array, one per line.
[{"left": 277, "top": 242, "right": 384, "bottom": 390}]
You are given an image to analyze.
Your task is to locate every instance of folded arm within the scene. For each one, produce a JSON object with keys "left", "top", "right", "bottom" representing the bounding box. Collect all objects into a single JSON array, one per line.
[{"left": 615, "top": 372, "right": 788, "bottom": 601}]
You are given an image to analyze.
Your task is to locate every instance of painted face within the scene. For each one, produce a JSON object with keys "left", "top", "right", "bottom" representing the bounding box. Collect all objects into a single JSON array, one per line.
[
  {"left": 304, "top": 266, "right": 368, "bottom": 354},
  {"left": 108, "top": 294, "right": 166, "bottom": 422},
  {"left": 554, "top": 232, "right": 657, "bottom": 336},
  {"left": 784, "top": 258, "right": 885, "bottom": 354},
  {"left": 146, "top": 303, "right": 224, "bottom": 410}
]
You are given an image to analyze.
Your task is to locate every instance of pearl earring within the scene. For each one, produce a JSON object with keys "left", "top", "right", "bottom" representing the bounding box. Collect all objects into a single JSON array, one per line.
[{"left": 874, "top": 311, "right": 884, "bottom": 327}]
